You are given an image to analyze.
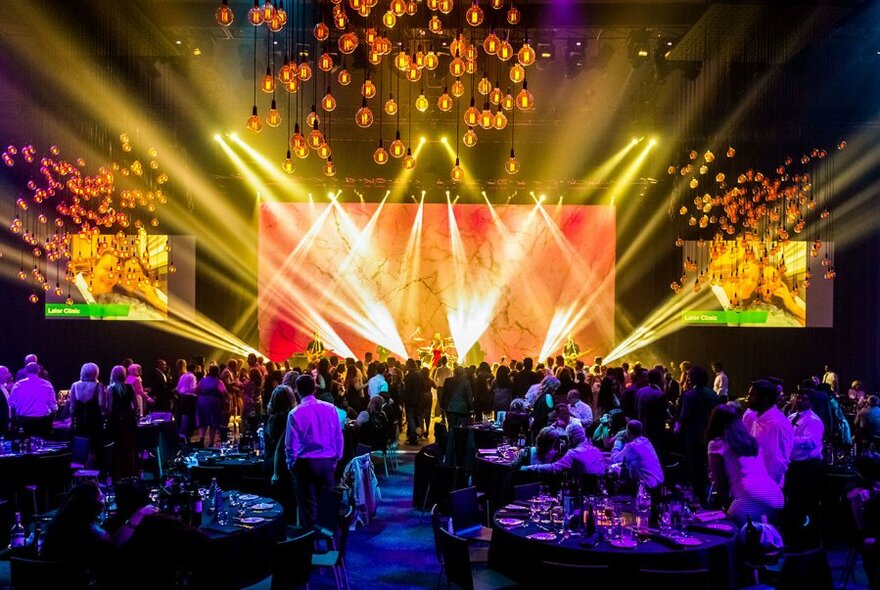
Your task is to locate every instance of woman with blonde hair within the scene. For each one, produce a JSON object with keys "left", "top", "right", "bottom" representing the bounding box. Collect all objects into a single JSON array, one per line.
[{"left": 70, "top": 363, "right": 111, "bottom": 468}]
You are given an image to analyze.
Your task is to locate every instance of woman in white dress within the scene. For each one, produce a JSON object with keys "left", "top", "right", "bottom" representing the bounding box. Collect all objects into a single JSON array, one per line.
[{"left": 706, "top": 405, "right": 784, "bottom": 525}]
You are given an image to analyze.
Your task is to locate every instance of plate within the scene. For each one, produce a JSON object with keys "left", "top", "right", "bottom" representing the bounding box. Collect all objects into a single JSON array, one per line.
[
  {"left": 671, "top": 535, "right": 703, "bottom": 546},
  {"left": 239, "top": 494, "right": 259, "bottom": 501},
  {"left": 250, "top": 502, "right": 275, "bottom": 511},
  {"left": 526, "top": 531, "right": 557, "bottom": 542},
  {"left": 706, "top": 523, "right": 735, "bottom": 532},
  {"left": 240, "top": 516, "right": 265, "bottom": 524},
  {"left": 497, "top": 518, "right": 524, "bottom": 527},
  {"left": 609, "top": 539, "right": 638, "bottom": 549}
]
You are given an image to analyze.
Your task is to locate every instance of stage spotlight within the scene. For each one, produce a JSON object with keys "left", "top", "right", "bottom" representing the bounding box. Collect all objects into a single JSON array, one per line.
[
  {"left": 213, "top": 134, "right": 221, "bottom": 141},
  {"left": 419, "top": 137, "right": 427, "bottom": 145},
  {"left": 649, "top": 138, "right": 657, "bottom": 146},
  {"left": 627, "top": 30, "right": 651, "bottom": 68},
  {"left": 440, "top": 136, "right": 448, "bottom": 143}
]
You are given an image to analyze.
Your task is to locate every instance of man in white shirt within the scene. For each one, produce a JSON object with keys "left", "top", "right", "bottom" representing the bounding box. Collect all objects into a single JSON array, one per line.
[
  {"left": 566, "top": 389, "right": 593, "bottom": 425},
  {"left": 367, "top": 363, "right": 389, "bottom": 398},
  {"left": 745, "top": 379, "right": 793, "bottom": 487},
  {"left": 523, "top": 424, "right": 605, "bottom": 476},
  {"left": 822, "top": 364, "right": 839, "bottom": 395},
  {"left": 610, "top": 420, "right": 664, "bottom": 489},
  {"left": 712, "top": 361, "right": 729, "bottom": 399},
  {"left": 285, "top": 374, "right": 344, "bottom": 527},
  {"left": 784, "top": 391, "right": 824, "bottom": 531},
  {"left": 9, "top": 363, "right": 58, "bottom": 438}
]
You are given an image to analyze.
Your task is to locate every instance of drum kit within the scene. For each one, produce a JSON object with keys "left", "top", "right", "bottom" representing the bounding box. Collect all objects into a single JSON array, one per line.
[{"left": 411, "top": 335, "right": 456, "bottom": 365}]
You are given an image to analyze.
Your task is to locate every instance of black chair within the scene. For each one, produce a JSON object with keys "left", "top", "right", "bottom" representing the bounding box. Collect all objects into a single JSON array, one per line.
[
  {"left": 27, "top": 453, "right": 73, "bottom": 512},
  {"left": 10, "top": 557, "right": 89, "bottom": 590},
  {"left": 450, "top": 427, "right": 473, "bottom": 469},
  {"left": 311, "top": 506, "right": 354, "bottom": 590},
  {"left": 354, "top": 443, "right": 372, "bottom": 458},
  {"left": 449, "top": 486, "right": 492, "bottom": 543},
  {"left": 435, "top": 527, "right": 517, "bottom": 590},
  {"left": 471, "top": 428, "right": 499, "bottom": 452},
  {"left": 635, "top": 568, "right": 711, "bottom": 590},
  {"left": 70, "top": 436, "right": 89, "bottom": 469},
  {"left": 190, "top": 465, "right": 225, "bottom": 487},
  {"left": 431, "top": 504, "right": 489, "bottom": 590},
  {"left": 539, "top": 562, "right": 612, "bottom": 585},
  {"left": 777, "top": 548, "right": 834, "bottom": 590},
  {"left": 421, "top": 464, "right": 468, "bottom": 517},
  {"left": 313, "top": 487, "right": 344, "bottom": 548},
  {"left": 512, "top": 482, "right": 541, "bottom": 501},
  {"left": 270, "top": 530, "right": 315, "bottom": 590}
]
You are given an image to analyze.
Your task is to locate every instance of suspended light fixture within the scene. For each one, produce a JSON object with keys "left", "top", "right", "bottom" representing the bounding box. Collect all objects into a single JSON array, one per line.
[
  {"left": 489, "top": 84, "right": 503, "bottom": 105},
  {"left": 215, "top": 0, "right": 234, "bottom": 26},
  {"left": 373, "top": 139, "right": 389, "bottom": 164},
  {"left": 451, "top": 157, "right": 464, "bottom": 182},
  {"left": 403, "top": 147, "right": 416, "bottom": 169},
  {"left": 438, "top": 87, "right": 453, "bottom": 111},
  {"left": 321, "top": 87, "right": 337, "bottom": 111},
  {"left": 395, "top": 50, "right": 411, "bottom": 70},
  {"left": 282, "top": 150, "right": 296, "bottom": 173},
  {"left": 451, "top": 79, "right": 465, "bottom": 97},
  {"left": 297, "top": 61, "right": 312, "bottom": 81},
  {"left": 449, "top": 52, "right": 466, "bottom": 77},
  {"left": 261, "top": 66, "right": 275, "bottom": 93},
  {"left": 463, "top": 127, "right": 478, "bottom": 147},
  {"left": 338, "top": 66, "right": 352, "bottom": 85},
  {"left": 415, "top": 91, "right": 429, "bottom": 112},
  {"left": 355, "top": 98, "right": 374, "bottom": 127},
  {"left": 438, "top": 0, "right": 453, "bottom": 14},
  {"left": 317, "top": 141, "right": 331, "bottom": 159},
  {"left": 479, "top": 102, "right": 493, "bottom": 129},
  {"left": 248, "top": 0, "right": 264, "bottom": 25},
  {"left": 509, "top": 63, "right": 525, "bottom": 83},
  {"left": 308, "top": 122, "right": 324, "bottom": 149},
  {"left": 391, "top": 0, "right": 407, "bottom": 16},
  {"left": 383, "top": 10, "right": 397, "bottom": 28},
  {"left": 483, "top": 31, "right": 499, "bottom": 55},
  {"left": 362, "top": 77, "right": 377, "bottom": 99},
  {"left": 429, "top": 15, "right": 443, "bottom": 34},
  {"left": 247, "top": 105, "right": 263, "bottom": 133},
  {"left": 517, "top": 38, "right": 536, "bottom": 66},
  {"left": 315, "top": 21, "right": 330, "bottom": 41},
  {"left": 505, "top": 149, "right": 519, "bottom": 174},
  {"left": 323, "top": 155, "right": 337, "bottom": 176},
  {"left": 466, "top": 0, "right": 484, "bottom": 26},
  {"left": 516, "top": 78, "right": 534, "bottom": 109},
  {"left": 464, "top": 98, "right": 480, "bottom": 126},
  {"left": 266, "top": 99, "right": 282, "bottom": 127},
  {"left": 390, "top": 131, "right": 406, "bottom": 158},
  {"left": 493, "top": 110, "right": 507, "bottom": 129},
  {"left": 507, "top": 2, "right": 521, "bottom": 24},
  {"left": 424, "top": 49, "right": 439, "bottom": 70},
  {"left": 318, "top": 52, "right": 334, "bottom": 71},
  {"left": 497, "top": 39, "right": 514, "bottom": 61}
]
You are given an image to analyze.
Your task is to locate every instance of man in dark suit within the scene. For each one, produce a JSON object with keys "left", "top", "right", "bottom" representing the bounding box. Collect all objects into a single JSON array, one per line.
[
  {"left": 512, "top": 357, "right": 540, "bottom": 399},
  {"left": 675, "top": 366, "right": 719, "bottom": 504},
  {"left": 145, "top": 359, "right": 173, "bottom": 412}
]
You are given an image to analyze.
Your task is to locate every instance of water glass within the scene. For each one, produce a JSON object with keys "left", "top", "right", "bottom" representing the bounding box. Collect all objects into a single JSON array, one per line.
[
  {"left": 608, "top": 515, "right": 623, "bottom": 540},
  {"left": 216, "top": 508, "right": 229, "bottom": 526},
  {"left": 659, "top": 508, "right": 672, "bottom": 535}
]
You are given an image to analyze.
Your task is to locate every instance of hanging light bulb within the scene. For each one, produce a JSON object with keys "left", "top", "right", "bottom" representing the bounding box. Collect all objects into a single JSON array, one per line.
[
  {"left": 391, "top": 0, "right": 407, "bottom": 16},
  {"left": 278, "top": 60, "right": 294, "bottom": 83},
  {"left": 518, "top": 39, "right": 536, "bottom": 66},
  {"left": 465, "top": 59, "right": 477, "bottom": 75},
  {"left": 451, "top": 79, "right": 465, "bottom": 97},
  {"left": 516, "top": 79, "right": 534, "bottom": 110},
  {"left": 415, "top": 92, "right": 429, "bottom": 112},
  {"left": 449, "top": 52, "right": 466, "bottom": 77},
  {"left": 361, "top": 77, "right": 376, "bottom": 99},
  {"left": 323, "top": 156, "right": 337, "bottom": 176},
  {"left": 428, "top": 15, "right": 443, "bottom": 34},
  {"left": 317, "top": 141, "right": 331, "bottom": 159},
  {"left": 308, "top": 123, "right": 324, "bottom": 149},
  {"left": 490, "top": 0, "right": 503, "bottom": 8},
  {"left": 502, "top": 90, "right": 514, "bottom": 111},
  {"left": 489, "top": 85, "right": 503, "bottom": 105},
  {"left": 321, "top": 87, "right": 337, "bottom": 112},
  {"left": 247, "top": 0, "right": 264, "bottom": 25},
  {"left": 507, "top": 3, "right": 520, "bottom": 24},
  {"left": 334, "top": 10, "right": 348, "bottom": 29},
  {"left": 403, "top": 147, "right": 416, "bottom": 169},
  {"left": 451, "top": 158, "right": 464, "bottom": 182},
  {"left": 355, "top": 98, "right": 374, "bottom": 127},
  {"left": 438, "top": 0, "right": 453, "bottom": 14},
  {"left": 438, "top": 88, "right": 453, "bottom": 111},
  {"left": 483, "top": 31, "right": 500, "bottom": 55},
  {"left": 318, "top": 52, "right": 334, "bottom": 71},
  {"left": 339, "top": 32, "right": 359, "bottom": 54},
  {"left": 297, "top": 61, "right": 312, "bottom": 81},
  {"left": 497, "top": 39, "right": 514, "bottom": 61},
  {"left": 261, "top": 0, "right": 274, "bottom": 21},
  {"left": 306, "top": 107, "right": 320, "bottom": 128},
  {"left": 464, "top": 98, "right": 480, "bottom": 126},
  {"left": 390, "top": 131, "right": 406, "bottom": 158},
  {"left": 266, "top": 99, "right": 282, "bottom": 127},
  {"left": 407, "top": 0, "right": 418, "bottom": 15},
  {"left": 261, "top": 66, "right": 275, "bottom": 93},
  {"left": 373, "top": 139, "right": 389, "bottom": 164},
  {"left": 509, "top": 63, "right": 525, "bottom": 83},
  {"left": 424, "top": 50, "right": 439, "bottom": 70},
  {"left": 427, "top": 0, "right": 439, "bottom": 10},
  {"left": 314, "top": 21, "right": 330, "bottom": 41},
  {"left": 282, "top": 150, "right": 296, "bottom": 173},
  {"left": 406, "top": 63, "right": 422, "bottom": 81},
  {"left": 246, "top": 105, "right": 263, "bottom": 133},
  {"left": 395, "top": 50, "right": 410, "bottom": 70},
  {"left": 477, "top": 74, "right": 492, "bottom": 95},
  {"left": 385, "top": 93, "right": 398, "bottom": 115},
  {"left": 493, "top": 110, "right": 507, "bottom": 129},
  {"left": 463, "top": 127, "right": 478, "bottom": 147},
  {"left": 290, "top": 123, "right": 308, "bottom": 154},
  {"left": 365, "top": 27, "right": 378, "bottom": 45},
  {"left": 382, "top": 10, "right": 397, "bottom": 28},
  {"left": 338, "top": 67, "right": 352, "bottom": 85},
  {"left": 415, "top": 45, "right": 426, "bottom": 68},
  {"left": 283, "top": 77, "right": 298, "bottom": 93},
  {"left": 466, "top": 0, "right": 484, "bottom": 25},
  {"left": 505, "top": 149, "right": 520, "bottom": 174},
  {"left": 479, "top": 103, "right": 493, "bottom": 129},
  {"left": 215, "top": 0, "right": 235, "bottom": 26}
]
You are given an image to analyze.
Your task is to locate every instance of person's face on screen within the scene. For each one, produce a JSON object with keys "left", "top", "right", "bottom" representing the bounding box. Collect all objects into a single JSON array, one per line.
[{"left": 91, "top": 253, "right": 119, "bottom": 295}]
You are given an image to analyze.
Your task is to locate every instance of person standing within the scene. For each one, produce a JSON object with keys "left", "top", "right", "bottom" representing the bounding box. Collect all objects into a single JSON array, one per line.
[
  {"left": 822, "top": 364, "right": 839, "bottom": 396},
  {"left": 69, "top": 363, "right": 111, "bottom": 468},
  {"left": 403, "top": 360, "right": 422, "bottom": 445},
  {"left": 635, "top": 369, "right": 669, "bottom": 454},
  {"left": 108, "top": 365, "right": 138, "bottom": 479},
  {"left": 712, "top": 361, "right": 729, "bottom": 401},
  {"left": 785, "top": 391, "right": 824, "bottom": 536},
  {"left": 443, "top": 366, "right": 473, "bottom": 429},
  {"left": 285, "top": 374, "right": 344, "bottom": 528},
  {"left": 511, "top": 357, "right": 539, "bottom": 400},
  {"left": 743, "top": 379, "right": 793, "bottom": 487},
  {"left": 675, "top": 366, "right": 719, "bottom": 504},
  {"left": 9, "top": 362, "right": 58, "bottom": 437}
]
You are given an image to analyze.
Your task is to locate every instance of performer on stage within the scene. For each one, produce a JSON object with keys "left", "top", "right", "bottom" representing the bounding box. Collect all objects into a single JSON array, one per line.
[
  {"left": 306, "top": 331, "right": 325, "bottom": 362},
  {"left": 563, "top": 334, "right": 580, "bottom": 366},
  {"left": 431, "top": 333, "right": 445, "bottom": 368}
]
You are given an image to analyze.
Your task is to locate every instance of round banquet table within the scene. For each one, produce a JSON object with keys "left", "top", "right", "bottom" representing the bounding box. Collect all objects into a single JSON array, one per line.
[
  {"left": 199, "top": 493, "right": 286, "bottom": 589},
  {"left": 473, "top": 451, "right": 518, "bottom": 510},
  {"left": 0, "top": 442, "right": 71, "bottom": 500},
  {"left": 488, "top": 506, "right": 738, "bottom": 589}
]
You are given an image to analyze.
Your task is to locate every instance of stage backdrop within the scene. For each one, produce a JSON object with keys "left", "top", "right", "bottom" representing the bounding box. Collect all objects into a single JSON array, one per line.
[{"left": 258, "top": 201, "right": 615, "bottom": 363}]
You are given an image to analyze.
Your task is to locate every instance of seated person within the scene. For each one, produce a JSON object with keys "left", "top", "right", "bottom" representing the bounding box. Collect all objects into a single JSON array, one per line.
[
  {"left": 512, "top": 426, "right": 560, "bottom": 469},
  {"left": 549, "top": 403, "right": 582, "bottom": 437},
  {"left": 592, "top": 408, "right": 626, "bottom": 450},
  {"left": 355, "top": 395, "right": 390, "bottom": 449},
  {"left": 521, "top": 424, "right": 605, "bottom": 477},
  {"left": 610, "top": 420, "right": 664, "bottom": 490},
  {"left": 858, "top": 396, "right": 880, "bottom": 441},
  {"left": 566, "top": 389, "right": 593, "bottom": 426},
  {"left": 502, "top": 398, "right": 531, "bottom": 440},
  {"left": 111, "top": 479, "right": 213, "bottom": 589},
  {"left": 40, "top": 482, "right": 112, "bottom": 581}
]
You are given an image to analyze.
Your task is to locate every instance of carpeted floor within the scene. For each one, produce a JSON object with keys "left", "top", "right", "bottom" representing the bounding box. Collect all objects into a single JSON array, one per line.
[{"left": 0, "top": 445, "right": 873, "bottom": 589}]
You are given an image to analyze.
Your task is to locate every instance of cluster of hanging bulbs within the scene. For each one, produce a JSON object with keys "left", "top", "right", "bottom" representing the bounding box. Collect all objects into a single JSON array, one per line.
[
  {"left": 215, "top": 0, "right": 534, "bottom": 181},
  {"left": 1, "top": 135, "right": 174, "bottom": 304},
  {"left": 668, "top": 142, "right": 844, "bottom": 297}
]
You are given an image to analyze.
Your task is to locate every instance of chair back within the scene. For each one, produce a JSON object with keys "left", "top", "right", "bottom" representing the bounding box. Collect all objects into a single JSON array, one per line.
[
  {"left": 513, "top": 482, "right": 541, "bottom": 501},
  {"left": 437, "top": 527, "right": 474, "bottom": 590},
  {"left": 636, "top": 568, "right": 711, "bottom": 590},
  {"left": 449, "top": 486, "right": 482, "bottom": 534},
  {"left": 190, "top": 465, "right": 225, "bottom": 487},
  {"left": 450, "top": 427, "right": 472, "bottom": 468},
  {"left": 314, "top": 487, "right": 343, "bottom": 540},
  {"left": 270, "top": 530, "right": 315, "bottom": 590},
  {"left": 430, "top": 504, "right": 447, "bottom": 567},
  {"left": 355, "top": 443, "right": 372, "bottom": 458},
  {"left": 777, "top": 548, "right": 833, "bottom": 590},
  {"left": 10, "top": 557, "right": 89, "bottom": 590},
  {"left": 336, "top": 506, "right": 354, "bottom": 556},
  {"left": 431, "top": 464, "right": 468, "bottom": 509},
  {"left": 70, "top": 437, "right": 89, "bottom": 468},
  {"left": 540, "top": 562, "right": 612, "bottom": 585},
  {"left": 471, "top": 428, "right": 499, "bottom": 452}
]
